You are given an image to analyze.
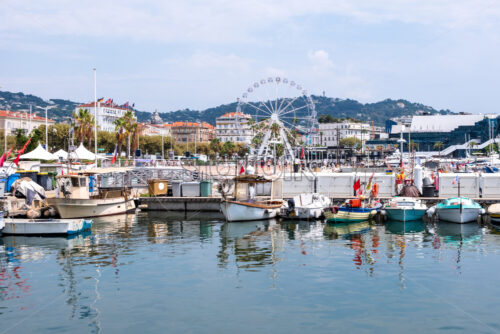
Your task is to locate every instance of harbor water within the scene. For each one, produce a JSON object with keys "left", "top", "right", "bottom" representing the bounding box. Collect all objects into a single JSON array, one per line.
[{"left": 1, "top": 212, "right": 500, "bottom": 333}]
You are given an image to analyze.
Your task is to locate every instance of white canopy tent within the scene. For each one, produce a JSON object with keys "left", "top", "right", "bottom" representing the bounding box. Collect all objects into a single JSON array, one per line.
[
  {"left": 70, "top": 143, "right": 97, "bottom": 161},
  {"left": 69, "top": 143, "right": 107, "bottom": 160},
  {"left": 19, "top": 143, "right": 58, "bottom": 160},
  {"left": 54, "top": 149, "right": 68, "bottom": 160}
]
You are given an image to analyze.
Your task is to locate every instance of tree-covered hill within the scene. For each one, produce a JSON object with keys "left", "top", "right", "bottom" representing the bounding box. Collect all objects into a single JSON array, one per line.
[{"left": 0, "top": 90, "right": 453, "bottom": 126}]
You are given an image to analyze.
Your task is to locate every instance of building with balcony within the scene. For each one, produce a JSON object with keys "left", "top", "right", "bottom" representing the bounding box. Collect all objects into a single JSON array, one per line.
[
  {"left": 318, "top": 120, "right": 373, "bottom": 147},
  {"left": 75, "top": 101, "right": 135, "bottom": 132},
  {"left": 170, "top": 122, "right": 215, "bottom": 143},
  {"left": 0, "top": 110, "right": 55, "bottom": 135},
  {"left": 215, "top": 112, "right": 253, "bottom": 143}
]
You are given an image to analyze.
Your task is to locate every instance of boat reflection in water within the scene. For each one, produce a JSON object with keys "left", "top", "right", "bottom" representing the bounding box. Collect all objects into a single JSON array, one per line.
[
  {"left": 218, "top": 219, "right": 282, "bottom": 272},
  {"left": 385, "top": 220, "right": 426, "bottom": 235},
  {"left": 431, "top": 222, "right": 482, "bottom": 246},
  {"left": 279, "top": 219, "right": 324, "bottom": 241},
  {"left": 323, "top": 220, "right": 371, "bottom": 239}
]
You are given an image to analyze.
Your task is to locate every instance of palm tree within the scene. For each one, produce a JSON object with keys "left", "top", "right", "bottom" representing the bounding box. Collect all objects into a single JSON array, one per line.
[
  {"left": 433, "top": 141, "right": 444, "bottom": 159},
  {"left": 113, "top": 117, "right": 127, "bottom": 156},
  {"left": 73, "top": 108, "right": 92, "bottom": 145},
  {"left": 123, "top": 110, "right": 136, "bottom": 157}
]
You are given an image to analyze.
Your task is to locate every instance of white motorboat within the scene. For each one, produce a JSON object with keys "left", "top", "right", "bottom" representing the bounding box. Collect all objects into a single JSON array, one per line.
[
  {"left": 220, "top": 174, "right": 285, "bottom": 222},
  {"left": 435, "top": 197, "right": 483, "bottom": 224},
  {"left": 280, "top": 193, "right": 331, "bottom": 219},
  {"left": 3, "top": 218, "right": 92, "bottom": 235},
  {"left": 383, "top": 197, "right": 427, "bottom": 222},
  {"left": 47, "top": 175, "right": 136, "bottom": 219}
]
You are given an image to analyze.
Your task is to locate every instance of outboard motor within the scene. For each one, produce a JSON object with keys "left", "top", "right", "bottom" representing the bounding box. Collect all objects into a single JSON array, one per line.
[{"left": 287, "top": 198, "right": 295, "bottom": 215}]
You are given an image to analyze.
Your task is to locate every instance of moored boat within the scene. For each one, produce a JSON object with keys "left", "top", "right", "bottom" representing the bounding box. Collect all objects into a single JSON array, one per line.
[
  {"left": 220, "top": 174, "right": 285, "bottom": 222},
  {"left": 280, "top": 193, "right": 331, "bottom": 219},
  {"left": 383, "top": 197, "right": 427, "bottom": 222},
  {"left": 3, "top": 218, "right": 92, "bottom": 235},
  {"left": 47, "top": 175, "right": 136, "bottom": 218},
  {"left": 435, "top": 197, "right": 483, "bottom": 224},
  {"left": 488, "top": 203, "right": 500, "bottom": 223},
  {"left": 325, "top": 198, "right": 381, "bottom": 223}
]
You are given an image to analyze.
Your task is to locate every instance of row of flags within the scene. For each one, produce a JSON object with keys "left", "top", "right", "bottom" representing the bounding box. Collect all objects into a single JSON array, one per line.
[
  {"left": 0, "top": 137, "right": 32, "bottom": 168},
  {"left": 97, "top": 98, "right": 135, "bottom": 109}
]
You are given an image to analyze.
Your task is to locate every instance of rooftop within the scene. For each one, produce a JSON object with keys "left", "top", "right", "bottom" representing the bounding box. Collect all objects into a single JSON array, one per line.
[
  {"left": 0, "top": 110, "right": 55, "bottom": 122},
  {"left": 410, "top": 114, "right": 486, "bottom": 132},
  {"left": 218, "top": 112, "right": 251, "bottom": 119}
]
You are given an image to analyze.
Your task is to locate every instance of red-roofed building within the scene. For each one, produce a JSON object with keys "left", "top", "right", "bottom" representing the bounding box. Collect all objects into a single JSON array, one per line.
[
  {"left": 75, "top": 101, "right": 135, "bottom": 132},
  {"left": 0, "top": 110, "right": 55, "bottom": 135},
  {"left": 170, "top": 122, "right": 215, "bottom": 143},
  {"left": 215, "top": 111, "right": 253, "bottom": 143}
]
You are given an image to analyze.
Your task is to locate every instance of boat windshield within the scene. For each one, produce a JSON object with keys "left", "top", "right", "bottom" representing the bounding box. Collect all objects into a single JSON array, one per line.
[{"left": 397, "top": 201, "right": 415, "bottom": 207}]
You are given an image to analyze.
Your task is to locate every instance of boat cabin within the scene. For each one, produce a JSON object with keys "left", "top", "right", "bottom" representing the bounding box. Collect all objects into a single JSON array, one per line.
[
  {"left": 57, "top": 175, "right": 90, "bottom": 199},
  {"left": 233, "top": 175, "right": 282, "bottom": 201}
]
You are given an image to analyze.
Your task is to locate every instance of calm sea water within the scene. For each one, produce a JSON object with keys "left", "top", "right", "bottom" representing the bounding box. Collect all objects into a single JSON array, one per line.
[{"left": 1, "top": 212, "right": 500, "bottom": 333}]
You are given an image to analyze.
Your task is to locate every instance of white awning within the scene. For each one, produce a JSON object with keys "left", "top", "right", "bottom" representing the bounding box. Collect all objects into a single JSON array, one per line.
[{"left": 19, "top": 143, "right": 58, "bottom": 160}]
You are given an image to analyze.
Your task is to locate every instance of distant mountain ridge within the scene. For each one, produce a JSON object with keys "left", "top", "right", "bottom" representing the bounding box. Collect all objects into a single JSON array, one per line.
[{"left": 0, "top": 90, "right": 453, "bottom": 126}]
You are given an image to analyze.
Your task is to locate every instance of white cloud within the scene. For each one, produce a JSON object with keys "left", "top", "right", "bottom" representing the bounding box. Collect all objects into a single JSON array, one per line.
[
  {"left": 1, "top": 0, "right": 499, "bottom": 43},
  {"left": 308, "top": 50, "right": 334, "bottom": 72}
]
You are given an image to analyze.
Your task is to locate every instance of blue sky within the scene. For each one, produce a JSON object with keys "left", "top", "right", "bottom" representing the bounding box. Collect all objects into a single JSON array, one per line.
[{"left": 1, "top": 0, "right": 499, "bottom": 114}]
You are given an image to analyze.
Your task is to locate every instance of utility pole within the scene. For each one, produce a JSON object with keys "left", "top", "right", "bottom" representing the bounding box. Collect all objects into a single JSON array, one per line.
[
  {"left": 93, "top": 68, "right": 98, "bottom": 166},
  {"left": 336, "top": 124, "right": 340, "bottom": 165},
  {"left": 45, "top": 106, "right": 48, "bottom": 150}
]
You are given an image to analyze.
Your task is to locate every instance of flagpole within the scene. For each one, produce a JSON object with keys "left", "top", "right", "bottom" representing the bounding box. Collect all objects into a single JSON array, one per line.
[{"left": 93, "top": 68, "right": 98, "bottom": 166}]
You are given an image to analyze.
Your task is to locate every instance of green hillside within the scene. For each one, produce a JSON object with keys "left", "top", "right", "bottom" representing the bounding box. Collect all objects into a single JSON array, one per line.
[{"left": 0, "top": 90, "right": 452, "bottom": 126}]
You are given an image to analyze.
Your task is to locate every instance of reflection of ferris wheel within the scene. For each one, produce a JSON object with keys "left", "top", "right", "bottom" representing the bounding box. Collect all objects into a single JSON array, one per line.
[{"left": 236, "top": 77, "right": 318, "bottom": 160}]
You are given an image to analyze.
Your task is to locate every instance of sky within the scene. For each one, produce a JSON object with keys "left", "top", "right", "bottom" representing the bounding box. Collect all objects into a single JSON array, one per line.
[{"left": 1, "top": 0, "right": 500, "bottom": 114}]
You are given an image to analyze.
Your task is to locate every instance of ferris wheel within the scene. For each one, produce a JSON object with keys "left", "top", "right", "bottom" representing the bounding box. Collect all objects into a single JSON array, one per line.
[{"left": 236, "top": 77, "right": 318, "bottom": 160}]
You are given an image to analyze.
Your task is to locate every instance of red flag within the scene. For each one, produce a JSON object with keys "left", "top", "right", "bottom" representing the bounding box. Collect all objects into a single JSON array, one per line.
[
  {"left": 13, "top": 137, "right": 32, "bottom": 167},
  {"left": 300, "top": 147, "right": 305, "bottom": 159},
  {"left": 111, "top": 145, "right": 118, "bottom": 164},
  {"left": 400, "top": 158, "right": 403, "bottom": 168},
  {"left": 239, "top": 165, "right": 245, "bottom": 175},
  {"left": 353, "top": 178, "right": 361, "bottom": 191},
  {"left": 1, "top": 146, "right": 15, "bottom": 167}
]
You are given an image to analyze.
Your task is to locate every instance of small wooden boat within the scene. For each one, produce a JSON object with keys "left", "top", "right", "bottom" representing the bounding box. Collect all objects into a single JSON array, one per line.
[
  {"left": 2, "top": 218, "right": 92, "bottom": 235},
  {"left": 221, "top": 199, "right": 283, "bottom": 221},
  {"left": 383, "top": 197, "right": 427, "bottom": 222},
  {"left": 488, "top": 203, "right": 500, "bottom": 223},
  {"left": 220, "top": 174, "right": 285, "bottom": 222},
  {"left": 47, "top": 175, "right": 136, "bottom": 218},
  {"left": 435, "top": 197, "right": 483, "bottom": 224},
  {"left": 325, "top": 198, "right": 381, "bottom": 223},
  {"left": 280, "top": 193, "right": 331, "bottom": 219}
]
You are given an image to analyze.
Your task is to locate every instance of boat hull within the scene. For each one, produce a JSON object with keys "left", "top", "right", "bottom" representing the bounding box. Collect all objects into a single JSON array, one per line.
[
  {"left": 385, "top": 208, "right": 427, "bottom": 222},
  {"left": 48, "top": 197, "right": 136, "bottom": 218},
  {"left": 327, "top": 207, "right": 377, "bottom": 223},
  {"left": 490, "top": 213, "right": 500, "bottom": 223},
  {"left": 3, "top": 219, "right": 92, "bottom": 235},
  {"left": 220, "top": 200, "right": 282, "bottom": 222},
  {"left": 436, "top": 208, "right": 480, "bottom": 224}
]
